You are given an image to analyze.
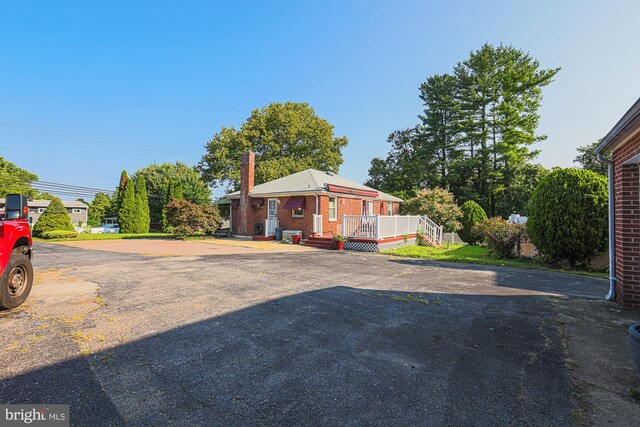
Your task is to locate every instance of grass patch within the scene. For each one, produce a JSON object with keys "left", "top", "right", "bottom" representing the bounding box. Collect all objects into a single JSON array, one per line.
[
  {"left": 34, "top": 233, "right": 172, "bottom": 243},
  {"left": 382, "top": 244, "right": 608, "bottom": 279},
  {"left": 100, "top": 353, "right": 113, "bottom": 365}
]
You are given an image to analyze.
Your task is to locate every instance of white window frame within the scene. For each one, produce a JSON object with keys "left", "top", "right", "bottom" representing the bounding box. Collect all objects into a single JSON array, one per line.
[
  {"left": 292, "top": 208, "right": 304, "bottom": 218},
  {"left": 72, "top": 208, "right": 82, "bottom": 214},
  {"left": 38, "top": 208, "right": 45, "bottom": 213},
  {"left": 328, "top": 197, "right": 337, "bottom": 221},
  {"left": 388, "top": 203, "right": 393, "bottom": 216}
]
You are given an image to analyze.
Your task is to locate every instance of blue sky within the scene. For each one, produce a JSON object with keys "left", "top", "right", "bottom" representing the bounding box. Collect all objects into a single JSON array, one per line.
[{"left": 1, "top": 1, "right": 639, "bottom": 199}]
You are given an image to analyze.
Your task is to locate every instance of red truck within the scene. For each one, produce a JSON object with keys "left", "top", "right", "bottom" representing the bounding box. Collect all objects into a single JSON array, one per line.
[{"left": 0, "top": 194, "right": 34, "bottom": 309}]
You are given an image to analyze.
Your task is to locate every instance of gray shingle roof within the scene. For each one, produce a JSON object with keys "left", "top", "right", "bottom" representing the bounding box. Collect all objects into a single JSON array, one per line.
[
  {"left": 227, "top": 169, "right": 402, "bottom": 202},
  {"left": 0, "top": 199, "right": 88, "bottom": 209}
]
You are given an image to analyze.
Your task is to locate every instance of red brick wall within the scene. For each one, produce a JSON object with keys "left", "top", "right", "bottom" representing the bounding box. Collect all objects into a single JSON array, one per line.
[
  {"left": 237, "top": 152, "right": 255, "bottom": 236},
  {"left": 612, "top": 131, "right": 640, "bottom": 309}
]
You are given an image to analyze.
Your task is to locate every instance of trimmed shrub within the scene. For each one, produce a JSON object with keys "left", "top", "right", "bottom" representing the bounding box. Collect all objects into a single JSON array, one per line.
[
  {"left": 459, "top": 200, "right": 487, "bottom": 245},
  {"left": 527, "top": 168, "right": 608, "bottom": 265},
  {"left": 32, "top": 198, "right": 74, "bottom": 237},
  {"left": 40, "top": 230, "right": 79, "bottom": 239},
  {"left": 402, "top": 188, "right": 462, "bottom": 232},
  {"left": 164, "top": 199, "right": 222, "bottom": 239},
  {"left": 474, "top": 217, "right": 521, "bottom": 258}
]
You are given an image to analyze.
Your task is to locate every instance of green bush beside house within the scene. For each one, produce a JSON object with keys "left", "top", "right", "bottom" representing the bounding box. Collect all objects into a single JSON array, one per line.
[{"left": 527, "top": 168, "right": 608, "bottom": 266}]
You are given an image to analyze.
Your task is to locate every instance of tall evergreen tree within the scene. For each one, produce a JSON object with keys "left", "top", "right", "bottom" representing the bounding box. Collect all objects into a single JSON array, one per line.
[
  {"left": 118, "top": 175, "right": 137, "bottom": 233},
  {"left": 419, "top": 73, "right": 465, "bottom": 195},
  {"left": 134, "top": 176, "right": 150, "bottom": 233},
  {"left": 368, "top": 43, "right": 559, "bottom": 217},
  {"left": 113, "top": 170, "right": 128, "bottom": 214}
]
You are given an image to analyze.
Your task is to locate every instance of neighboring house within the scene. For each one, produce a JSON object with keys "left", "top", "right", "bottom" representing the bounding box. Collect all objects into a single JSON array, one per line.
[
  {"left": 221, "top": 152, "right": 446, "bottom": 252},
  {"left": 0, "top": 198, "right": 89, "bottom": 227},
  {"left": 594, "top": 97, "right": 640, "bottom": 310}
]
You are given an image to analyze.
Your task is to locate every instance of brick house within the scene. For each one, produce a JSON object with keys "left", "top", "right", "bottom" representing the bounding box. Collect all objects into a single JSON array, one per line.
[
  {"left": 594, "top": 97, "right": 640, "bottom": 310},
  {"left": 225, "top": 151, "right": 402, "bottom": 243}
]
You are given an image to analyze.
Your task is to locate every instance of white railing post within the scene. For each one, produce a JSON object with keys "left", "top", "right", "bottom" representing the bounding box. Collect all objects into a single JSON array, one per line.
[
  {"left": 341, "top": 214, "right": 345, "bottom": 237},
  {"left": 376, "top": 215, "right": 380, "bottom": 240}
]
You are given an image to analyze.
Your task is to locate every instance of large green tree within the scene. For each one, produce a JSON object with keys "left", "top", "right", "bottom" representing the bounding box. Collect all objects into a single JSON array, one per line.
[
  {"left": 88, "top": 193, "right": 112, "bottom": 227},
  {"left": 574, "top": 141, "right": 608, "bottom": 176},
  {"left": 402, "top": 188, "right": 463, "bottom": 232},
  {"left": 367, "top": 43, "right": 559, "bottom": 217},
  {"left": 453, "top": 44, "right": 558, "bottom": 216},
  {"left": 199, "top": 102, "right": 348, "bottom": 190},
  {"left": 0, "top": 157, "right": 38, "bottom": 197},
  {"left": 134, "top": 162, "right": 211, "bottom": 226}
]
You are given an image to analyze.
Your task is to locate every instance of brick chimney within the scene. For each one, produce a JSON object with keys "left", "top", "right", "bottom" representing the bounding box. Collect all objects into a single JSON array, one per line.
[{"left": 238, "top": 151, "right": 255, "bottom": 235}]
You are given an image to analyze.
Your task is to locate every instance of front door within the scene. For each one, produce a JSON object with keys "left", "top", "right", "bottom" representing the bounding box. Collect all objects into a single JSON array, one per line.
[
  {"left": 268, "top": 199, "right": 278, "bottom": 220},
  {"left": 266, "top": 199, "right": 278, "bottom": 237}
]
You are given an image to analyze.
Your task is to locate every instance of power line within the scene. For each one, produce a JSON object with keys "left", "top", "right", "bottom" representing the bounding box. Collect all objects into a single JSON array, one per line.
[
  {"left": 0, "top": 118, "right": 203, "bottom": 161},
  {"left": 35, "top": 181, "right": 115, "bottom": 193}
]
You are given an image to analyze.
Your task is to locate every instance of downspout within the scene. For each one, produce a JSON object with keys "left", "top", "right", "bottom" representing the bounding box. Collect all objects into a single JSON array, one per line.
[
  {"left": 315, "top": 195, "right": 319, "bottom": 215},
  {"left": 597, "top": 151, "right": 616, "bottom": 301}
]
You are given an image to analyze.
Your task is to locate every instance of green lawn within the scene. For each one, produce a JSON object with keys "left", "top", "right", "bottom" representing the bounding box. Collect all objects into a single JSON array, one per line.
[
  {"left": 382, "top": 244, "right": 608, "bottom": 279},
  {"left": 34, "top": 233, "right": 172, "bottom": 243}
]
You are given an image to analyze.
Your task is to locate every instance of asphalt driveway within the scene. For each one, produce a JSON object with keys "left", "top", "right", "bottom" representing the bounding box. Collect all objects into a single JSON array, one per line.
[{"left": 1, "top": 242, "right": 638, "bottom": 426}]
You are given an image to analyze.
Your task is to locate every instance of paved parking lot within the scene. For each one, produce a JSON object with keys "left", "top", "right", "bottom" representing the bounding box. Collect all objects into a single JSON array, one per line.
[{"left": 1, "top": 242, "right": 638, "bottom": 426}]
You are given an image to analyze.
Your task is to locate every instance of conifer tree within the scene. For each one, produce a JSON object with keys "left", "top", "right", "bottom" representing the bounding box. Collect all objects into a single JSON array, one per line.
[
  {"left": 118, "top": 174, "right": 137, "bottom": 233},
  {"left": 134, "top": 176, "right": 150, "bottom": 233},
  {"left": 32, "top": 197, "right": 75, "bottom": 237}
]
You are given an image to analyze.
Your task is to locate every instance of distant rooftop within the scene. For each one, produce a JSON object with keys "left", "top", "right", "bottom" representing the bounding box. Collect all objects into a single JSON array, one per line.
[{"left": 0, "top": 198, "right": 88, "bottom": 208}]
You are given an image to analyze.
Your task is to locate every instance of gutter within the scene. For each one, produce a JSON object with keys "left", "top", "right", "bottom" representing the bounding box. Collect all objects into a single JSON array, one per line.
[{"left": 597, "top": 151, "right": 616, "bottom": 301}]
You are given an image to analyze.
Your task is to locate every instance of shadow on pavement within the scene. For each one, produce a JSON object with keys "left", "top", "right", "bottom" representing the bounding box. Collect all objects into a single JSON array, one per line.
[
  {"left": 387, "top": 257, "right": 607, "bottom": 299},
  {"left": 1, "top": 286, "right": 575, "bottom": 426}
]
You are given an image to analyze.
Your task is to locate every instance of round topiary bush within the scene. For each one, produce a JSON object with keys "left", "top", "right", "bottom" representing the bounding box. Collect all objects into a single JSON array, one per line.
[
  {"left": 527, "top": 168, "right": 608, "bottom": 265},
  {"left": 459, "top": 200, "right": 487, "bottom": 245},
  {"left": 32, "top": 198, "right": 75, "bottom": 237}
]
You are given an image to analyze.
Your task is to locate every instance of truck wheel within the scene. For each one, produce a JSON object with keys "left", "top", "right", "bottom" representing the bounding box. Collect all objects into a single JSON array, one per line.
[{"left": 0, "top": 251, "right": 33, "bottom": 310}]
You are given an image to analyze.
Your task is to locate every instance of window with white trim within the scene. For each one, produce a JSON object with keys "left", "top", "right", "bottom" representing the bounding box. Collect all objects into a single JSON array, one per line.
[
  {"left": 388, "top": 202, "right": 393, "bottom": 216},
  {"left": 72, "top": 208, "right": 82, "bottom": 214},
  {"left": 328, "top": 197, "right": 337, "bottom": 221},
  {"left": 38, "top": 208, "right": 45, "bottom": 213},
  {"left": 292, "top": 208, "right": 304, "bottom": 218},
  {"left": 366, "top": 201, "right": 374, "bottom": 215}
]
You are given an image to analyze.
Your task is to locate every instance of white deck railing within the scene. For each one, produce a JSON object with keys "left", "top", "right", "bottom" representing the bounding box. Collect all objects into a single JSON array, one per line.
[{"left": 341, "top": 215, "right": 443, "bottom": 245}]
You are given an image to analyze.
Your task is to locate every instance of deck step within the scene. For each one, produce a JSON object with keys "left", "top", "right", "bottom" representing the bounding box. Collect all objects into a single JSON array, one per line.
[{"left": 301, "top": 238, "right": 335, "bottom": 249}]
